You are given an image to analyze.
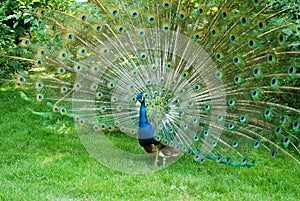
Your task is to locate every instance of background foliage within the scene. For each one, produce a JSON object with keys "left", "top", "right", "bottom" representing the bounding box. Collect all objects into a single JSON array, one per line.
[{"left": 0, "top": 0, "right": 77, "bottom": 77}]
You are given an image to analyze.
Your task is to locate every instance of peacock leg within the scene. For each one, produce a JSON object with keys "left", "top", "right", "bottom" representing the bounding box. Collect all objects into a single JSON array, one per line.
[{"left": 155, "top": 145, "right": 159, "bottom": 166}]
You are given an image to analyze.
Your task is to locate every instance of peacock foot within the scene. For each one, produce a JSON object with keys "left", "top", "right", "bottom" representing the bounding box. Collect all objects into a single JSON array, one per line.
[{"left": 159, "top": 147, "right": 179, "bottom": 158}]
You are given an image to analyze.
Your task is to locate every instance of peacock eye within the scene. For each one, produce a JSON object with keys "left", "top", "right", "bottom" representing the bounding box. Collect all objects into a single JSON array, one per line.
[
  {"left": 138, "top": 96, "right": 144, "bottom": 102},
  {"left": 149, "top": 17, "right": 155, "bottom": 23}
]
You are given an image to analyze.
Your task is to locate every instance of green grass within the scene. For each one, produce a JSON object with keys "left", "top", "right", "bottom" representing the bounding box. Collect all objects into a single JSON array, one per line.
[{"left": 0, "top": 87, "right": 299, "bottom": 201}]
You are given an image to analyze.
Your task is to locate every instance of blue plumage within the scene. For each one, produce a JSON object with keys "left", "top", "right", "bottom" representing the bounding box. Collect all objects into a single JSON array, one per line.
[
  {"left": 136, "top": 93, "right": 157, "bottom": 153},
  {"left": 136, "top": 93, "right": 150, "bottom": 128},
  {"left": 138, "top": 125, "right": 154, "bottom": 140}
]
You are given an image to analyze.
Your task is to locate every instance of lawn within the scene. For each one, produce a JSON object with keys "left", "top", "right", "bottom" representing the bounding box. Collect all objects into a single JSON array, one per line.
[{"left": 0, "top": 86, "right": 299, "bottom": 201}]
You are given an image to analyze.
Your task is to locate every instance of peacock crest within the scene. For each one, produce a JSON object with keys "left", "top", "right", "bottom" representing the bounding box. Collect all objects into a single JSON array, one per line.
[{"left": 3, "top": 0, "right": 300, "bottom": 173}]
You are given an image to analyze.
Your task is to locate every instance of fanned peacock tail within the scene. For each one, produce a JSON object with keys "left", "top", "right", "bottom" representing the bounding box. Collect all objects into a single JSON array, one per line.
[{"left": 4, "top": 0, "right": 300, "bottom": 170}]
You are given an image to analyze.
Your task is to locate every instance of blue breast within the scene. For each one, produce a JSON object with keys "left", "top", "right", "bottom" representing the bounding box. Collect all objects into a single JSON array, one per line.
[{"left": 138, "top": 124, "right": 154, "bottom": 139}]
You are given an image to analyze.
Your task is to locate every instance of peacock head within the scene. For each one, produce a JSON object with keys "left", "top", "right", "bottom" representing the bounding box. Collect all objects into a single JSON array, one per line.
[{"left": 136, "top": 93, "right": 145, "bottom": 106}]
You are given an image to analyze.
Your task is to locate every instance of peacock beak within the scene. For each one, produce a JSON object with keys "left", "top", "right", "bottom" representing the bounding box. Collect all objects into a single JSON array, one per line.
[{"left": 136, "top": 101, "right": 141, "bottom": 107}]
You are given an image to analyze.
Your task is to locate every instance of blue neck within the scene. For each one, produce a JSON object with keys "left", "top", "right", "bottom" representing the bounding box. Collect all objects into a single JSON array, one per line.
[{"left": 139, "top": 101, "right": 149, "bottom": 127}]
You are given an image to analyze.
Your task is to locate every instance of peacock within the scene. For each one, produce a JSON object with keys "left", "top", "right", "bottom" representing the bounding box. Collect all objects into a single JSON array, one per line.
[
  {"left": 136, "top": 93, "right": 178, "bottom": 165},
  {"left": 2, "top": 0, "right": 300, "bottom": 173}
]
